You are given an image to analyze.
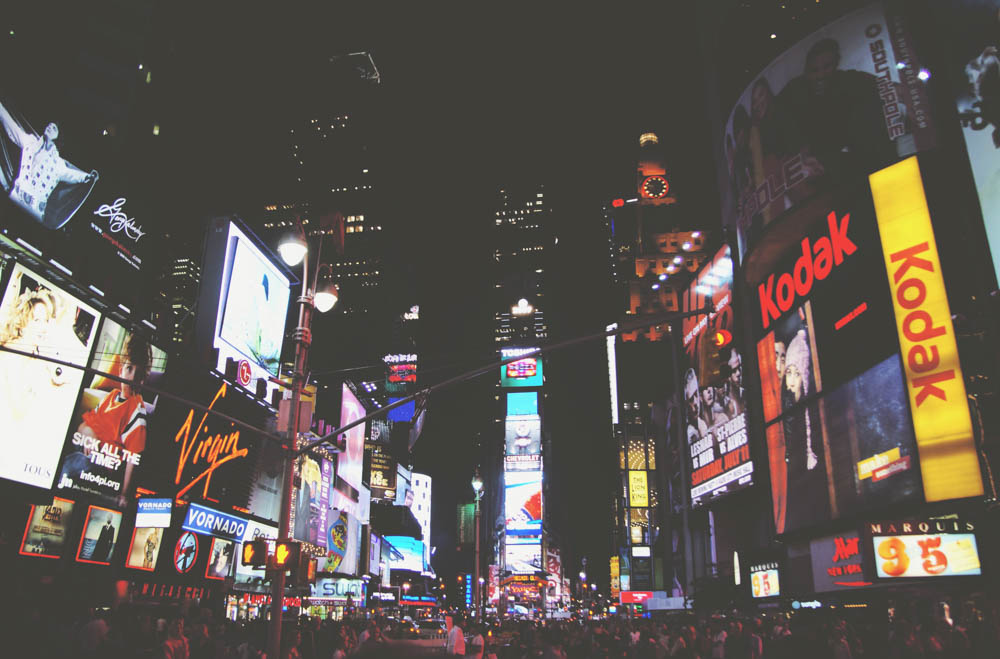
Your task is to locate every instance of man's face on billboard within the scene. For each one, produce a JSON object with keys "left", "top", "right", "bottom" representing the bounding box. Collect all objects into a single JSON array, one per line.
[
  {"left": 806, "top": 51, "right": 838, "bottom": 94},
  {"left": 775, "top": 342, "right": 786, "bottom": 381},
  {"left": 729, "top": 351, "right": 742, "bottom": 388},
  {"left": 685, "top": 382, "right": 701, "bottom": 419}
]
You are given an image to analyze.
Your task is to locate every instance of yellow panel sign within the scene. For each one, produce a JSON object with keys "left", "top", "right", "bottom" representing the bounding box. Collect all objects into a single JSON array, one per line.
[
  {"left": 869, "top": 156, "right": 984, "bottom": 502},
  {"left": 857, "top": 447, "right": 901, "bottom": 481},
  {"left": 628, "top": 470, "right": 649, "bottom": 508}
]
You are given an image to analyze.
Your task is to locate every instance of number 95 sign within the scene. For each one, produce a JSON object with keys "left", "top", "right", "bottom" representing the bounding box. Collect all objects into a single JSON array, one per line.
[{"left": 873, "top": 534, "right": 981, "bottom": 578}]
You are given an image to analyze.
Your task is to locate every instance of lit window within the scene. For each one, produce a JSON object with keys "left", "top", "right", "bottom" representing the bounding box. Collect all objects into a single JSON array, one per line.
[{"left": 152, "top": 124, "right": 160, "bottom": 136}]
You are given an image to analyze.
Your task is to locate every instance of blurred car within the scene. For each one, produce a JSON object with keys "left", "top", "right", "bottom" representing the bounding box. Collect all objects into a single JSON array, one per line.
[{"left": 415, "top": 619, "right": 447, "bottom": 637}]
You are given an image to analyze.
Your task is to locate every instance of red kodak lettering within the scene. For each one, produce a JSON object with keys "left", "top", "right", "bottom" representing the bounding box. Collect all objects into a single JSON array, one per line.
[
  {"left": 759, "top": 211, "right": 854, "bottom": 329},
  {"left": 913, "top": 370, "right": 955, "bottom": 406},
  {"left": 890, "top": 242, "right": 933, "bottom": 283}
]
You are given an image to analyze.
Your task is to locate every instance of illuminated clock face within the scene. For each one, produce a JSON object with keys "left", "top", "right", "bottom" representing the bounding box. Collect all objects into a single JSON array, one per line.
[{"left": 641, "top": 175, "right": 669, "bottom": 199}]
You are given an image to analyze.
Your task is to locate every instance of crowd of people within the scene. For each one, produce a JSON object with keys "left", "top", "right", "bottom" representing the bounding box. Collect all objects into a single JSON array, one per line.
[{"left": 5, "top": 596, "right": 1000, "bottom": 658}]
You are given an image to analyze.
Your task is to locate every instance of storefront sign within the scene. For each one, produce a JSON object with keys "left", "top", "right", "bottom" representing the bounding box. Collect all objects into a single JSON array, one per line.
[
  {"left": 182, "top": 503, "right": 248, "bottom": 541},
  {"left": 133, "top": 582, "right": 206, "bottom": 600},
  {"left": 869, "top": 518, "right": 981, "bottom": 578},
  {"left": 810, "top": 531, "right": 871, "bottom": 592},
  {"left": 310, "top": 578, "right": 364, "bottom": 601},
  {"left": 870, "top": 157, "right": 984, "bottom": 502}
]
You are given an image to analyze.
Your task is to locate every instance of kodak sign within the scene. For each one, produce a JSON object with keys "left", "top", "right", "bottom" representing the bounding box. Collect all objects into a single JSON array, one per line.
[{"left": 870, "top": 157, "right": 983, "bottom": 502}]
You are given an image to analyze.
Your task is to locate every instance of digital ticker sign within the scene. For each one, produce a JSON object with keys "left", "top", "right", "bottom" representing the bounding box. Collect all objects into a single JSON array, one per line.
[{"left": 681, "top": 245, "right": 753, "bottom": 507}]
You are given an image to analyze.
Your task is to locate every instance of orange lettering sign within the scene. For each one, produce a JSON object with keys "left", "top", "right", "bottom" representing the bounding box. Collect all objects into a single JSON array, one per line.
[{"left": 174, "top": 383, "right": 248, "bottom": 499}]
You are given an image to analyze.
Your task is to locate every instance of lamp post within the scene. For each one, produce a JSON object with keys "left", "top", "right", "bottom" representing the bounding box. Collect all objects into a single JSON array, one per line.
[
  {"left": 268, "top": 222, "right": 339, "bottom": 659},
  {"left": 471, "top": 472, "right": 483, "bottom": 620}
]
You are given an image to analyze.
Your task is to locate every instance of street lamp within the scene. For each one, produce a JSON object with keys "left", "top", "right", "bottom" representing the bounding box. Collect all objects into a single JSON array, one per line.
[
  {"left": 471, "top": 472, "right": 484, "bottom": 620},
  {"left": 268, "top": 220, "right": 339, "bottom": 659}
]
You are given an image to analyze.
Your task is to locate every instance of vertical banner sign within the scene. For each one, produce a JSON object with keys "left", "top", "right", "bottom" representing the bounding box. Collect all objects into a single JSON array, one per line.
[
  {"left": 628, "top": 471, "right": 649, "bottom": 508},
  {"left": 869, "top": 156, "right": 984, "bottom": 502}
]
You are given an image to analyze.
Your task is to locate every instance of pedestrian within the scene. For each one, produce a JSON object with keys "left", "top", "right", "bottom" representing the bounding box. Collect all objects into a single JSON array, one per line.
[
  {"left": 447, "top": 614, "right": 466, "bottom": 655},
  {"left": 162, "top": 615, "right": 190, "bottom": 659}
]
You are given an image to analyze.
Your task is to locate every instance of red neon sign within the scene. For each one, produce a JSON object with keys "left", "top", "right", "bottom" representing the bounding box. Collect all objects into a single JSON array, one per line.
[
  {"left": 174, "top": 383, "right": 249, "bottom": 500},
  {"left": 620, "top": 591, "right": 653, "bottom": 604}
]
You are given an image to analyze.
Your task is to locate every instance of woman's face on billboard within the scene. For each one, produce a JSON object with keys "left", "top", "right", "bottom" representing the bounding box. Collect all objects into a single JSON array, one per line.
[{"left": 784, "top": 363, "right": 803, "bottom": 401}]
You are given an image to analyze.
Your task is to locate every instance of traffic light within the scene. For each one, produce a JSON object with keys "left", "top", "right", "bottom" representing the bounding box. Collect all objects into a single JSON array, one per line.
[
  {"left": 272, "top": 539, "right": 301, "bottom": 571},
  {"left": 242, "top": 539, "right": 268, "bottom": 568},
  {"left": 298, "top": 553, "right": 317, "bottom": 584}
]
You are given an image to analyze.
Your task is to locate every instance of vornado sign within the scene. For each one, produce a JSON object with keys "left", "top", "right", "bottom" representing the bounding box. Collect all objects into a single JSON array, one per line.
[
  {"left": 758, "top": 212, "right": 857, "bottom": 329},
  {"left": 870, "top": 156, "right": 983, "bottom": 502}
]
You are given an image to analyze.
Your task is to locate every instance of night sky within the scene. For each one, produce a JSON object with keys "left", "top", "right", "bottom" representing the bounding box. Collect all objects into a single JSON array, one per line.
[{"left": 10, "top": 3, "right": 723, "bottom": 588}]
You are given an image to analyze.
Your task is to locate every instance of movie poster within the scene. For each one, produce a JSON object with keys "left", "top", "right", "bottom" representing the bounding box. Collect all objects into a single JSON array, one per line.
[
  {"left": 681, "top": 246, "right": 753, "bottom": 507},
  {"left": 206, "top": 537, "right": 236, "bottom": 579},
  {"left": 20, "top": 497, "right": 75, "bottom": 558},
  {"left": 720, "top": 2, "right": 934, "bottom": 257},
  {"left": 126, "top": 527, "right": 163, "bottom": 571},
  {"left": 0, "top": 263, "right": 99, "bottom": 489},
  {"left": 77, "top": 505, "right": 122, "bottom": 564},
  {"left": 55, "top": 318, "right": 167, "bottom": 503}
]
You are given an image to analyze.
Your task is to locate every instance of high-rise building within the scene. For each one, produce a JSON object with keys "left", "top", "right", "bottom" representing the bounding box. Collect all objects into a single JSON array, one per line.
[
  {"left": 410, "top": 472, "right": 433, "bottom": 569},
  {"left": 604, "top": 132, "right": 713, "bottom": 603},
  {"left": 157, "top": 254, "right": 202, "bottom": 346}
]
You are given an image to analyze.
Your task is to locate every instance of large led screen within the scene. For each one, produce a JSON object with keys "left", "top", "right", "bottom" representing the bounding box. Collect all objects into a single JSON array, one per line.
[
  {"left": 749, "top": 562, "right": 781, "bottom": 598},
  {"left": 55, "top": 318, "right": 168, "bottom": 502},
  {"left": 383, "top": 535, "right": 425, "bottom": 573},
  {"left": 869, "top": 519, "right": 981, "bottom": 579},
  {"left": 507, "top": 392, "right": 539, "bottom": 417},
  {"left": 505, "top": 471, "right": 542, "bottom": 536},
  {"left": 720, "top": 3, "right": 934, "bottom": 259},
  {"left": 505, "top": 543, "right": 543, "bottom": 575},
  {"left": 504, "top": 415, "right": 542, "bottom": 458},
  {"left": 500, "top": 348, "right": 544, "bottom": 388},
  {"left": 20, "top": 497, "right": 75, "bottom": 559},
  {"left": 0, "top": 263, "right": 99, "bottom": 488},
  {"left": 680, "top": 246, "right": 753, "bottom": 507}
]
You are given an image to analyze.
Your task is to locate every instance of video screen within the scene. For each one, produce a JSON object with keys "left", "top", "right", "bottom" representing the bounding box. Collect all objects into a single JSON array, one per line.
[
  {"left": 76, "top": 505, "right": 122, "bottom": 565},
  {"left": 873, "top": 533, "right": 981, "bottom": 579},
  {"left": 334, "top": 384, "right": 366, "bottom": 506},
  {"left": 506, "top": 543, "right": 543, "bottom": 575},
  {"left": 720, "top": 3, "right": 934, "bottom": 258},
  {"left": 20, "top": 497, "right": 75, "bottom": 559},
  {"left": 125, "top": 527, "right": 164, "bottom": 572},
  {"left": 321, "top": 511, "right": 362, "bottom": 576},
  {"left": 500, "top": 348, "right": 544, "bottom": 388},
  {"left": 387, "top": 397, "right": 415, "bottom": 424},
  {"left": 206, "top": 537, "right": 236, "bottom": 579},
  {"left": 0, "top": 263, "right": 100, "bottom": 489},
  {"left": 55, "top": 318, "right": 168, "bottom": 502},
  {"left": 750, "top": 564, "right": 781, "bottom": 598},
  {"left": 383, "top": 535, "right": 425, "bottom": 573},
  {"left": 504, "top": 415, "right": 541, "bottom": 457},
  {"left": 505, "top": 470, "right": 543, "bottom": 536},
  {"left": 218, "top": 227, "right": 291, "bottom": 377},
  {"left": 507, "top": 392, "right": 538, "bottom": 417}
]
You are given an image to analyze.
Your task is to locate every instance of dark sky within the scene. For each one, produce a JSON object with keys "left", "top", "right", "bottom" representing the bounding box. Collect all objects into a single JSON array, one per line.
[
  {"left": 153, "top": 3, "right": 722, "bottom": 588},
  {"left": 11, "top": 2, "right": 721, "bottom": 587}
]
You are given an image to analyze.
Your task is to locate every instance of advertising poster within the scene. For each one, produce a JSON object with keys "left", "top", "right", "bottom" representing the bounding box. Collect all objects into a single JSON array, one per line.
[
  {"left": 810, "top": 531, "right": 871, "bottom": 592},
  {"left": 0, "top": 263, "right": 99, "bottom": 489},
  {"left": 500, "top": 347, "right": 544, "bottom": 388},
  {"left": 506, "top": 543, "right": 543, "bottom": 575},
  {"left": 125, "top": 527, "right": 163, "bottom": 572},
  {"left": 383, "top": 535, "right": 425, "bottom": 573},
  {"left": 721, "top": 3, "right": 934, "bottom": 258},
  {"left": 681, "top": 246, "right": 753, "bottom": 507},
  {"left": 546, "top": 547, "right": 562, "bottom": 601},
  {"left": 320, "top": 510, "right": 362, "bottom": 575},
  {"left": 504, "top": 415, "right": 542, "bottom": 458},
  {"left": 20, "top": 497, "right": 75, "bottom": 558},
  {"left": 505, "top": 471, "right": 543, "bottom": 536},
  {"left": 946, "top": 0, "right": 1000, "bottom": 285},
  {"left": 76, "top": 505, "right": 122, "bottom": 565},
  {"left": 751, "top": 190, "right": 923, "bottom": 534},
  {"left": 293, "top": 454, "right": 331, "bottom": 547},
  {"left": 206, "top": 537, "right": 236, "bottom": 579},
  {"left": 366, "top": 443, "right": 397, "bottom": 501},
  {"left": 869, "top": 519, "right": 982, "bottom": 579},
  {"left": 55, "top": 318, "right": 167, "bottom": 502},
  {"left": 331, "top": 384, "right": 366, "bottom": 516},
  {"left": 628, "top": 471, "right": 649, "bottom": 508}
]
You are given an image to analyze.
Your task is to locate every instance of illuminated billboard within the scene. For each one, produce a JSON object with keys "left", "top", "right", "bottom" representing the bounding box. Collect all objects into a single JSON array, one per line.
[
  {"left": 206, "top": 537, "right": 236, "bottom": 580},
  {"left": 332, "top": 384, "right": 366, "bottom": 515},
  {"left": 319, "top": 510, "right": 362, "bottom": 576},
  {"left": 500, "top": 347, "right": 544, "bottom": 388},
  {"left": 720, "top": 2, "right": 934, "bottom": 259},
  {"left": 505, "top": 470, "right": 542, "bottom": 536},
  {"left": 76, "top": 505, "right": 122, "bottom": 565},
  {"left": 366, "top": 442, "right": 397, "bottom": 501},
  {"left": 507, "top": 392, "right": 538, "bottom": 417},
  {"left": 506, "top": 543, "right": 543, "bottom": 575},
  {"left": 628, "top": 471, "right": 649, "bottom": 508},
  {"left": 292, "top": 454, "right": 333, "bottom": 547},
  {"left": 384, "top": 353, "right": 417, "bottom": 393},
  {"left": 869, "top": 518, "right": 981, "bottom": 579},
  {"left": 504, "top": 415, "right": 541, "bottom": 458},
  {"left": 234, "top": 519, "right": 277, "bottom": 587},
  {"left": 384, "top": 535, "right": 425, "bottom": 573},
  {"left": 680, "top": 246, "right": 753, "bottom": 507},
  {"left": 195, "top": 218, "right": 291, "bottom": 401},
  {"left": 0, "top": 263, "right": 99, "bottom": 489},
  {"left": 54, "top": 318, "right": 168, "bottom": 502},
  {"left": 20, "top": 497, "right": 75, "bottom": 559},
  {"left": 810, "top": 531, "right": 871, "bottom": 592},
  {"left": 749, "top": 561, "right": 780, "bottom": 598},
  {"left": 125, "top": 527, "right": 164, "bottom": 572}
]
